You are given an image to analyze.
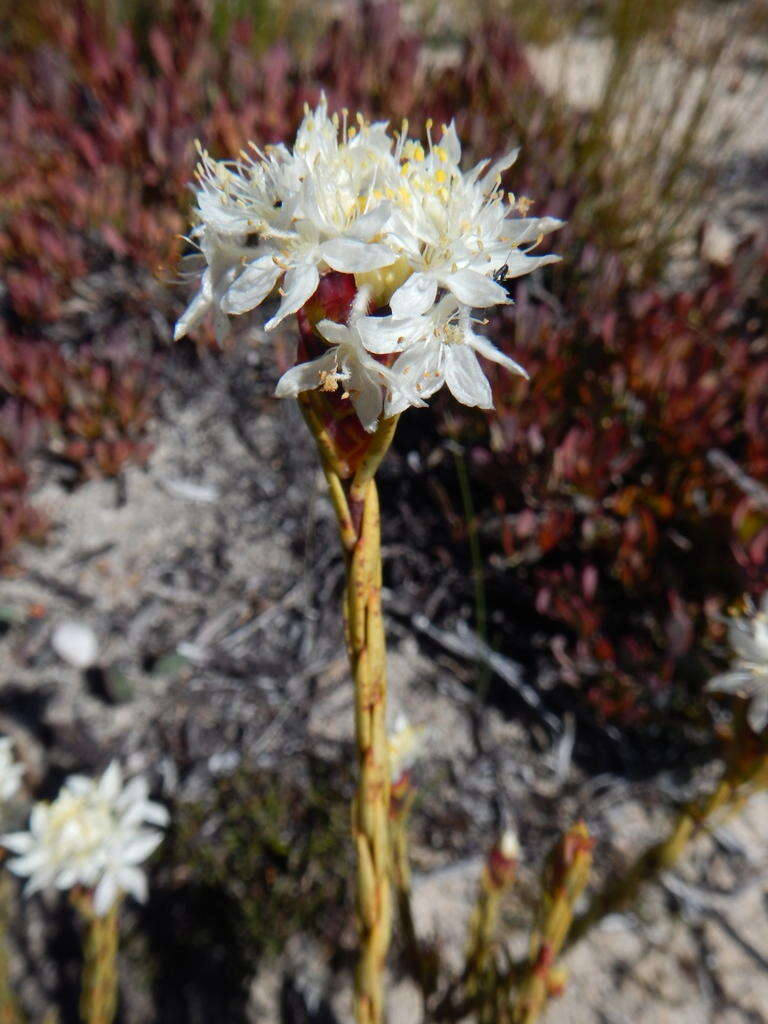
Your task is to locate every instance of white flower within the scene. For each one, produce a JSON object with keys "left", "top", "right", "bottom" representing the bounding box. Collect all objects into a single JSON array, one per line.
[
  {"left": 387, "top": 714, "right": 424, "bottom": 781},
  {"left": 275, "top": 289, "right": 424, "bottom": 432},
  {"left": 174, "top": 226, "right": 263, "bottom": 343},
  {"left": 707, "top": 593, "right": 768, "bottom": 732},
  {"left": 0, "top": 738, "right": 24, "bottom": 804},
  {"left": 1, "top": 762, "right": 169, "bottom": 916},
  {"left": 174, "top": 96, "right": 563, "bottom": 430},
  {"left": 176, "top": 99, "right": 398, "bottom": 341},
  {"left": 383, "top": 295, "right": 528, "bottom": 414},
  {"left": 259, "top": 204, "right": 394, "bottom": 331},
  {"left": 385, "top": 121, "right": 561, "bottom": 316}
]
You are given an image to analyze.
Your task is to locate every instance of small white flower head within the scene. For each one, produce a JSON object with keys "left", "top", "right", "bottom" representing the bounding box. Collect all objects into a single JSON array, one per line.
[
  {"left": 175, "top": 96, "right": 562, "bottom": 430},
  {"left": 707, "top": 593, "right": 768, "bottom": 732},
  {"left": 1, "top": 761, "right": 169, "bottom": 916},
  {"left": 387, "top": 713, "right": 424, "bottom": 782},
  {"left": 382, "top": 296, "right": 528, "bottom": 415},
  {"left": 0, "top": 738, "right": 24, "bottom": 804}
]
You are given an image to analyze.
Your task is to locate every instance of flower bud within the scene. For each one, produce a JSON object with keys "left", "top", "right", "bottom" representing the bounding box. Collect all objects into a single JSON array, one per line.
[{"left": 487, "top": 827, "right": 520, "bottom": 890}]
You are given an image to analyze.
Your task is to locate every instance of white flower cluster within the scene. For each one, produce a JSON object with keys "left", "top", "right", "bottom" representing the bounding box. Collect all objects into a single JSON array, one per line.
[
  {"left": 176, "top": 97, "right": 562, "bottom": 431},
  {"left": 1, "top": 762, "right": 168, "bottom": 916},
  {"left": 707, "top": 593, "right": 768, "bottom": 732},
  {"left": 0, "top": 737, "right": 24, "bottom": 804}
]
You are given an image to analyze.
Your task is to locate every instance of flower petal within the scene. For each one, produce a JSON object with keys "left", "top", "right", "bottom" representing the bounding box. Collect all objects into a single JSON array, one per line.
[
  {"left": 444, "top": 345, "right": 493, "bottom": 409},
  {"left": 506, "top": 216, "right": 564, "bottom": 246},
  {"left": 748, "top": 690, "right": 768, "bottom": 733},
  {"left": 349, "top": 373, "right": 384, "bottom": 433},
  {"left": 117, "top": 865, "right": 148, "bottom": 904},
  {"left": 222, "top": 256, "right": 281, "bottom": 314},
  {"left": 467, "top": 332, "right": 529, "bottom": 379},
  {"left": 316, "top": 319, "right": 351, "bottom": 346},
  {"left": 706, "top": 669, "right": 754, "bottom": 694},
  {"left": 480, "top": 147, "right": 520, "bottom": 190},
  {"left": 6, "top": 851, "right": 45, "bottom": 876},
  {"left": 94, "top": 874, "right": 119, "bottom": 916},
  {"left": 497, "top": 252, "right": 561, "bottom": 280},
  {"left": 120, "top": 831, "right": 163, "bottom": 864},
  {"left": 319, "top": 238, "right": 393, "bottom": 273},
  {"left": 0, "top": 833, "right": 34, "bottom": 855},
  {"left": 173, "top": 273, "right": 212, "bottom": 341},
  {"left": 357, "top": 316, "right": 416, "bottom": 355},
  {"left": 386, "top": 341, "right": 443, "bottom": 416},
  {"left": 141, "top": 802, "right": 171, "bottom": 828},
  {"left": 439, "top": 122, "right": 462, "bottom": 164},
  {"left": 347, "top": 203, "right": 392, "bottom": 240},
  {"left": 389, "top": 273, "right": 437, "bottom": 317},
  {"left": 441, "top": 269, "right": 509, "bottom": 308},
  {"left": 275, "top": 351, "right": 338, "bottom": 398},
  {"left": 265, "top": 264, "right": 320, "bottom": 331},
  {"left": 100, "top": 762, "right": 123, "bottom": 802}
]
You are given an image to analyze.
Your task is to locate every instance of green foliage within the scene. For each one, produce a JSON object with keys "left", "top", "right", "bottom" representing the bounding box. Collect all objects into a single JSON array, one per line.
[{"left": 160, "top": 763, "right": 352, "bottom": 959}]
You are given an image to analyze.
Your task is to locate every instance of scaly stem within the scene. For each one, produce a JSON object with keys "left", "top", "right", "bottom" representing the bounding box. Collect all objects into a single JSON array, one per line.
[
  {"left": 512, "top": 822, "right": 593, "bottom": 1024},
  {"left": 303, "top": 409, "right": 397, "bottom": 1024},
  {"left": 347, "top": 478, "right": 392, "bottom": 1024},
  {"left": 464, "top": 869, "right": 503, "bottom": 1023}
]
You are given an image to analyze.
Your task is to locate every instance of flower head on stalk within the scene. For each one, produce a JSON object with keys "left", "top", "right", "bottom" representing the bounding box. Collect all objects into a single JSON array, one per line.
[
  {"left": 0, "top": 737, "right": 24, "bottom": 804},
  {"left": 175, "top": 96, "right": 562, "bottom": 432},
  {"left": 707, "top": 593, "right": 768, "bottom": 733},
  {"left": 1, "top": 761, "right": 168, "bottom": 916}
]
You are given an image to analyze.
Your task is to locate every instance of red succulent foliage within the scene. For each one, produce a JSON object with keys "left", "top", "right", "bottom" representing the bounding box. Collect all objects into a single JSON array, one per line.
[
  {"left": 0, "top": 402, "right": 48, "bottom": 567},
  {"left": 0, "top": 334, "right": 156, "bottom": 485},
  {"left": 434, "top": 238, "right": 768, "bottom": 724}
]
